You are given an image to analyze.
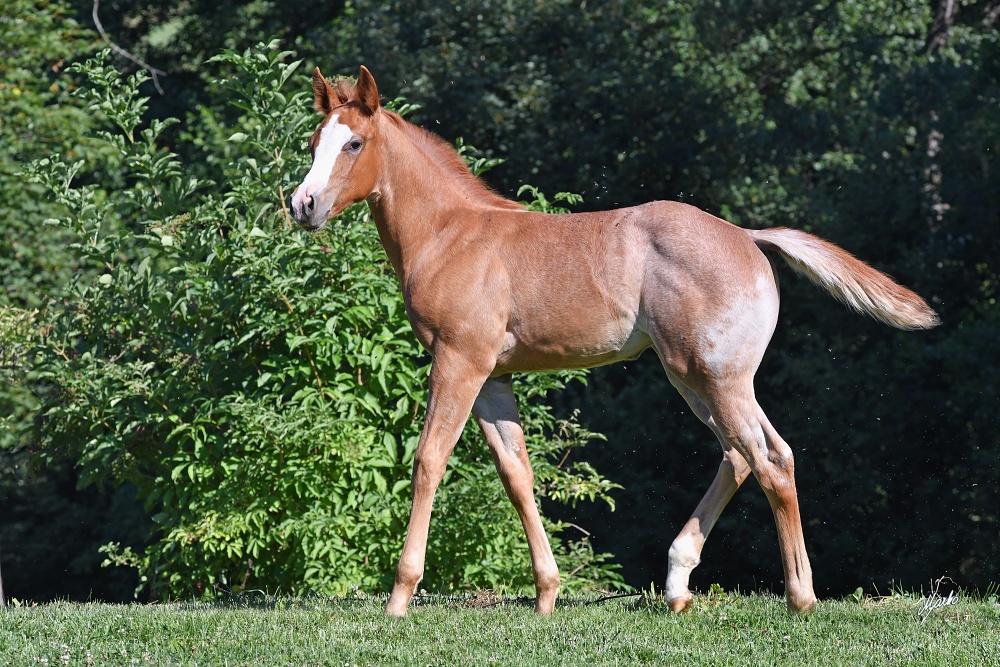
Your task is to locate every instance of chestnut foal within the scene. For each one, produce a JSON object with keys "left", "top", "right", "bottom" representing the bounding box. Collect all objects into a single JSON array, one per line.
[{"left": 289, "top": 66, "right": 939, "bottom": 616}]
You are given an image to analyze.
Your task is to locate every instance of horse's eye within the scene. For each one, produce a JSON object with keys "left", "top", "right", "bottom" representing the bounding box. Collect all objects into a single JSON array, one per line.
[{"left": 347, "top": 139, "right": 363, "bottom": 153}]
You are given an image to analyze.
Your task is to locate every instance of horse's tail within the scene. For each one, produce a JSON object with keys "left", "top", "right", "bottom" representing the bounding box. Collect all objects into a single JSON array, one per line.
[{"left": 751, "top": 227, "right": 940, "bottom": 330}]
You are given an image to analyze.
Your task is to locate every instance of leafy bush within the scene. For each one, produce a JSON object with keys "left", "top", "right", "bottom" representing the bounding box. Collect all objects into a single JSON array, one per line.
[
  {"left": 0, "top": 0, "right": 100, "bottom": 458},
  {"left": 24, "top": 42, "right": 623, "bottom": 599}
]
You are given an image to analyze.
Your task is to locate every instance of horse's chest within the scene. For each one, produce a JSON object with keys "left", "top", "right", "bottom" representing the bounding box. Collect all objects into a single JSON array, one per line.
[{"left": 401, "top": 274, "right": 507, "bottom": 355}]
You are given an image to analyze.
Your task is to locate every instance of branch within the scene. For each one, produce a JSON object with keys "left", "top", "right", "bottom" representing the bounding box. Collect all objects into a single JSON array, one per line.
[
  {"left": 925, "top": 0, "right": 956, "bottom": 54},
  {"left": 985, "top": 1, "right": 1000, "bottom": 28},
  {"left": 92, "top": 0, "right": 167, "bottom": 94},
  {"left": 585, "top": 592, "right": 644, "bottom": 605}
]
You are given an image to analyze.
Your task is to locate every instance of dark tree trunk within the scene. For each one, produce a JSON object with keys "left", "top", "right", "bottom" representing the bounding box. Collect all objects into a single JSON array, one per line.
[
  {"left": 0, "top": 540, "right": 6, "bottom": 608},
  {"left": 925, "top": 0, "right": 955, "bottom": 53}
]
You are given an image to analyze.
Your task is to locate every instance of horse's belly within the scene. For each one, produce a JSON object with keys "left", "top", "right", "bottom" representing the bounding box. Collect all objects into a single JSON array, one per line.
[{"left": 492, "top": 317, "right": 651, "bottom": 374}]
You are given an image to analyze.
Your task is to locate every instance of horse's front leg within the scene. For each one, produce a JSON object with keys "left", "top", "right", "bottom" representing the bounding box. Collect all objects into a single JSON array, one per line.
[
  {"left": 472, "top": 375, "right": 559, "bottom": 615},
  {"left": 385, "top": 349, "right": 490, "bottom": 617}
]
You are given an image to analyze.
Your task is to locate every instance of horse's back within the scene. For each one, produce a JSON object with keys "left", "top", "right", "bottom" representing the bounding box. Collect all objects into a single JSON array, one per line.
[{"left": 486, "top": 201, "right": 778, "bottom": 377}]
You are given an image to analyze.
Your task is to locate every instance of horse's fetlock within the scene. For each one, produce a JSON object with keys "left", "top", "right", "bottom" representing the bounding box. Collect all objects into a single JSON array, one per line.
[
  {"left": 668, "top": 538, "right": 701, "bottom": 570},
  {"left": 536, "top": 567, "right": 560, "bottom": 593}
]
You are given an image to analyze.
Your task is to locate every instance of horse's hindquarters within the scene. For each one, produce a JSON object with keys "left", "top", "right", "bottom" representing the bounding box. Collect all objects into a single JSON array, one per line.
[{"left": 636, "top": 206, "right": 781, "bottom": 386}]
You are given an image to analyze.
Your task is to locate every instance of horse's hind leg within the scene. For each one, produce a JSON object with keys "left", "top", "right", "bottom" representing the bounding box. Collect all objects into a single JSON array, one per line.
[
  {"left": 472, "top": 376, "right": 560, "bottom": 614},
  {"left": 704, "top": 381, "right": 817, "bottom": 613},
  {"left": 663, "top": 378, "right": 752, "bottom": 612}
]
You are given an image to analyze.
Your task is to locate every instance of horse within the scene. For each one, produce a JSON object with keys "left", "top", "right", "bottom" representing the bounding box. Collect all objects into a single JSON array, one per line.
[{"left": 289, "top": 65, "right": 939, "bottom": 617}]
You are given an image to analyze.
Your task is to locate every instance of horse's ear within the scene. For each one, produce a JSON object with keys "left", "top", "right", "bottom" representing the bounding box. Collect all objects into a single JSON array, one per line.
[
  {"left": 356, "top": 65, "right": 380, "bottom": 116},
  {"left": 312, "top": 67, "right": 337, "bottom": 114}
]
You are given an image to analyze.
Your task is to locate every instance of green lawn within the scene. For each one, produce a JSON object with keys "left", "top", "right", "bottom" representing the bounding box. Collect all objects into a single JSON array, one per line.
[{"left": 2, "top": 591, "right": 998, "bottom": 666}]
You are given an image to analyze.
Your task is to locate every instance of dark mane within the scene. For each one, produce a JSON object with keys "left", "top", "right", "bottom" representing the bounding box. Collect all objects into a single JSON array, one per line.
[{"left": 383, "top": 111, "right": 524, "bottom": 211}]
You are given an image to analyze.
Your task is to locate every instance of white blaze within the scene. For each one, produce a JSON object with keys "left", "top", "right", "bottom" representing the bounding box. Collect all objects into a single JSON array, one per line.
[{"left": 298, "top": 115, "right": 354, "bottom": 197}]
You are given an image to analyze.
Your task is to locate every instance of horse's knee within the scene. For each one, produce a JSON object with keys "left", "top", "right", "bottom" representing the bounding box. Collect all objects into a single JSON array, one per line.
[
  {"left": 757, "top": 448, "right": 793, "bottom": 480},
  {"left": 721, "top": 419, "right": 796, "bottom": 496},
  {"left": 412, "top": 450, "right": 448, "bottom": 488}
]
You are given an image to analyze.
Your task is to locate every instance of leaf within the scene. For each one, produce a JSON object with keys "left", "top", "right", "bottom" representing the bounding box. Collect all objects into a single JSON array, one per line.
[
  {"left": 382, "top": 431, "right": 397, "bottom": 464},
  {"left": 372, "top": 470, "right": 387, "bottom": 495}
]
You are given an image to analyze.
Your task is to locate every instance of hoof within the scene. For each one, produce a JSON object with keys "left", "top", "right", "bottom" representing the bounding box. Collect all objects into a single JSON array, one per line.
[
  {"left": 667, "top": 594, "right": 694, "bottom": 613},
  {"left": 786, "top": 595, "right": 816, "bottom": 615},
  {"left": 534, "top": 601, "right": 555, "bottom": 616},
  {"left": 385, "top": 601, "right": 409, "bottom": 618}
]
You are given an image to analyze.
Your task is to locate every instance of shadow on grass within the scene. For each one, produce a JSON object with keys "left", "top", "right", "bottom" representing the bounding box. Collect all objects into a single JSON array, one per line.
[{"left": 165, "top": 589, "right": 645, "bottom": 613}]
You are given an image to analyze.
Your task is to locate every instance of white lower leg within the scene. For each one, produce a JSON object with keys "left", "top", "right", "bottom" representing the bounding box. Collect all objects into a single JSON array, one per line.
[
  {"left": 665, "top": 531, "right": 701, "bottom": 604},
  {"left": 663, "top": 452, "right": 746, "bottom": 610}
]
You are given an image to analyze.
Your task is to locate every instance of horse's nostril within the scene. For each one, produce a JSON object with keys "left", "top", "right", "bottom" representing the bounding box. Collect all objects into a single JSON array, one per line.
[{"left": 305, "top": 195, "right": 315, "bottom": 213}]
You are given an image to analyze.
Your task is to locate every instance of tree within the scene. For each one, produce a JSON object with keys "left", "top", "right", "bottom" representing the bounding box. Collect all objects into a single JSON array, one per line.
[{"left": 0, "top": 0, "right": 151, "bottom": 604}]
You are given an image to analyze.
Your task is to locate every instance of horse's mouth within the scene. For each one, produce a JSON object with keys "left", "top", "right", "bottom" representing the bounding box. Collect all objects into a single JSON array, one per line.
[
  {"left": 297, "top": 219, "right": 327, "bottom": 233},
  {"left": 290, "top": 203, "right": 332, "bottom": 232}
]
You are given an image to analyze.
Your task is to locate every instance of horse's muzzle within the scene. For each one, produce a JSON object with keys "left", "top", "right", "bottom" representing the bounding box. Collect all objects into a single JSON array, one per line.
[{"left": 289, "top": 189, "right": 327, "bottom": 232}]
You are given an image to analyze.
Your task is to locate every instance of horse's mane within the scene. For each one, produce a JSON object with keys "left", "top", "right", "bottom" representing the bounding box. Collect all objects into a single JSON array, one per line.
[
  {"left": 382, "top": 110, "right": 524, "bottom": 211},
  {"left": 331, "top": 78, "right": 354, "bottom": 104},
  {"left": 327, "top": 73, "right": 521, "bottom": 211}
]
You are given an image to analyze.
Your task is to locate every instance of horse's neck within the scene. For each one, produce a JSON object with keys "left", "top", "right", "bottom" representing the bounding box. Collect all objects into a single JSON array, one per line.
[{"left": 367, "top": 119, "right": 488, "bottom": 282}]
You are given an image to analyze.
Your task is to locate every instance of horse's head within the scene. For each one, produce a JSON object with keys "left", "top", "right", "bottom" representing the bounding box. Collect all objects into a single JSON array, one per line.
[{"left": 290, "top": 66, "right": 382, "bottom": 231}]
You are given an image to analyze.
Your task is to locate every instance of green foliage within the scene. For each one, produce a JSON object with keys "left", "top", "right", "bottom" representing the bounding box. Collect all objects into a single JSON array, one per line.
[
  {"left": 0, "top": 0, "right": 98, "bottom": 458},
  {"left": 0, "top": 306, "right": 37, "bottom": 443},
  {"left": 24, "top": 43, "right": 623, "bottom": 599},
  {"left": 0, "top": 2, "right": 151, "bottom": 605},
  {"left": 0, "top": 0, "right": 98, "bottom": 312},
  {"left": 0, "top": 307, "right": 36, "bottom": 373}
]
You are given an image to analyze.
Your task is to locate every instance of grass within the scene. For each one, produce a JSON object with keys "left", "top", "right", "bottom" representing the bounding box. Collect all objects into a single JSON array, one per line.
[{"left": 2, "top": 590, "right": 999, "bottom": 666}]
